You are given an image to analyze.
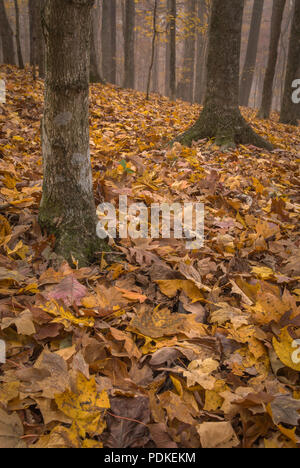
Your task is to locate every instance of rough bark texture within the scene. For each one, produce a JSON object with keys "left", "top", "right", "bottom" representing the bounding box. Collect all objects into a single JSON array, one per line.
[
  {"left": 0, "top": 0, "right": 16, "bottom": 65},
  {"left": 39, "top": 0, "right": 106, "bottom": 266},
  {"left": 14, "top": 0, "right": 24, "bottom": 69},
  {"left": 280, "top": 0, "right": 300, "bottom": 125},
  {"left": 257, "top": 0, "right": 286, "bottom": 119},
  {"left": 177, "top": 0, "right": 272, "bottom": 150},
  {"left": 124, "top": 0, "right": 135, "bottom": 89},
  {"left": 240, "top": 0, "right": 264, "bottom": 107},
  {"left": 101, "top": 0, "right": 116, "bottom": 84},
  {"left": 165, "top": 0, "right": 176, "bottom": 99},
  {"left": 177, "top": 0, "right": 197, "bottom": 102}
]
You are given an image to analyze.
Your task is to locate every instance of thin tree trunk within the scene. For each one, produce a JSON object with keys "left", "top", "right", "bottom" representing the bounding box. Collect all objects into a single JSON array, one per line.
[
  {"left": 90, "top": 16, "right": 104, "bottom": 83},
  {"left": 0, "top": 0, "right": 16, "bottom": 65},
  {"left": 146, "top": 0, "right": 159, "bottom": 100},
  {"left": 194, "top": 0, "right": 210, "bottom": 104},
  {"left": 165, "top": 0, "right": 176, "bottom": 99},
  {"left": 14, "top": 0, "right": 24, "bottom": 69},
  {"left": 39, "top": 0, "right": 106, "bottom": 266},
  {"left": 280, "top": 0, "right": 300, "bottom": 125},
  {"left": 257, "top": 0, "right": 286, "bottom": 119},
  {"left": 177, "top": 0, "right": 197, "bottom": 102},
  {"left": 124, "top": 0, "right": 135, "bottom": 89},
  {"left": 176, "top": 0, "right": 272, "bottom": 150},
  {"left": 240, "top": 0, "right": 264, "bottom": 107},
  {"left": 101, "top": 0, "right": 116, "bottom": 84}
]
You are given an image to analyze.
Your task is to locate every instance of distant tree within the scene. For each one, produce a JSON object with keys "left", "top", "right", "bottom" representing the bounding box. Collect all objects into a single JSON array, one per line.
[
  {"left": 280, "top": 0, "right": 300, "bottom": 125},
  {"left": 240, "top": 0, "right": 264, "bottom": 107},
  {"left": 257, "top": 0, "right": 286, "bottom": 119},
  {"left": 0, "top": 0, "right": 16, "bottom": 65},
  {"left": 194, "top": 0, "right": 210, "bottom": 104},
  {"left": 14, "top": 0, "right": 24, "bottom": 69},
  {"left": 29, "top": 0, "right": 45, "bottom": 78},
  {"left": 101, "top": 0, "right": 117, "bottom": 84},
  {"left": 165, "top": 0, "right": 176, "bottom": 99},
  {"left": 176, "top": 0, "right": 272, "bottom": 150},
  {"left": 90, "top": 12, "right": 104, "bottom": 83},
  {"left": 124, "top": 0, "right": 135, "bottom": 89},
  {"left": 39, "top": 0, "right": 106, "bottom": 265},
  {"left": 177, "top": 0, "right": 197, "bottom": 102}
]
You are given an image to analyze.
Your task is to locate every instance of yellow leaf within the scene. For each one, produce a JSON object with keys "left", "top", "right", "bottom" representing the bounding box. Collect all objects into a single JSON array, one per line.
[
  {"left": 42, "top": 300, "right": 94, "bottom": 329},
  {"left": 55, "top": 373, "right": 109, "bottom": 438}
]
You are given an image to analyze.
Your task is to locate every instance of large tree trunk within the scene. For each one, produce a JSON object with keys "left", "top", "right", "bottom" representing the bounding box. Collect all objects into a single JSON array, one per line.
[
  {"left": 257, "top": 0, "right": 286, "bottom": 119},
  {"left": 0, "top": 0, "right": 16, "bottom": 65},
  {"left": 124, "top": 0, "right": 135, "bottom": 89},
  {"left": 39, "top": 0, "right": 105, "bottom": 266},
  {"left": 101, "top": 0, "right": 116, "bottom": 84},
  {"left": 14, "top": 0, "right": 24, "bottom": 69},
  {"left": 240, "top": 0, "right": 264, "bottom": 107},
  {"left": 280, "top": 0, "right": 300, "bottom": 125},
  {"left": 176, "top": 0, "right": 272, "bottom": 150},
  {"left": 177, "top": 0, "right": 197, "bottom": 102},
  {"left": 165, "top": 0, "right": 176, "bottom": 99}
]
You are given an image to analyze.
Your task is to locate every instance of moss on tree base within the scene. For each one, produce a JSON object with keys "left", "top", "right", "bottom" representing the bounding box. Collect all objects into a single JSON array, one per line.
[
  {"left": 176, "top": 106, "right": 273, "bottom": 151},
  {"left": 176, "top": 109, "right": 273, "bottom": 151},
  {"left": 39, "top": 208, "right": 110, "bottom": 268}
]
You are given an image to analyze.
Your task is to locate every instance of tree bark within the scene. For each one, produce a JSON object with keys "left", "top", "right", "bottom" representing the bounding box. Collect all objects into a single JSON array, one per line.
[
  {"left": 280, "top": 0, "right": 300, "bottom": 125},
  {"left": 257, "top": 0, "right": 286, "bottom": 119},
  {"left": 14, "top": 0, "right": 24, "bottom": 69},
  {"left": 0, "top": 0, "right": 16, "bottom": 65},
  {"left": 39, "top": 0, "right": 106, "bottom": 266},
  {"left": 165, "top": 0, "right": 176, "bottom": 99},
  {"left": 240, "top": 0, "right": 264, "bottom": 107},
  {"left": 177, "top": 0, "right": 197, "bottom": 102},
  {"left": 101, "top": 0, "right": 116, "bottom": 84},
  {"left": 146, "top": 0, "right": 159, "bottom": 100},
  {"left": 176, "top": 0, "right": 272, "bottom": 150},
  {"left": 124, "top": 0, "right": 135, "bottom": 89}
]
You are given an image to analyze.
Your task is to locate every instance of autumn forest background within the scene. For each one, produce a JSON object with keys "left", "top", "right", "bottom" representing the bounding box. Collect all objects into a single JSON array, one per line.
[{"left": 0, "top": 0, "right": 299, "bottom": 450}]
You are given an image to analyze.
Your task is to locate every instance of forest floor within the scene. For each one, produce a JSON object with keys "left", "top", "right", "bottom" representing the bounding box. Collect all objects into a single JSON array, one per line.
[{"left": 0, "top": 65, "right": 299, "bottom": 449}]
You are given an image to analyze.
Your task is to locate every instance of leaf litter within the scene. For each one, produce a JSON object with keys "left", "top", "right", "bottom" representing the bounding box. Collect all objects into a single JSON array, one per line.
[{"left": 0, "top": 66, "right": 299, "bottom": 448}]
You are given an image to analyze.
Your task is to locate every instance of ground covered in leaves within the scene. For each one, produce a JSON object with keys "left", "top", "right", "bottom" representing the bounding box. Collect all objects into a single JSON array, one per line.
[{"left": 0, "top": 66, "right": 299, "bottom": 449}]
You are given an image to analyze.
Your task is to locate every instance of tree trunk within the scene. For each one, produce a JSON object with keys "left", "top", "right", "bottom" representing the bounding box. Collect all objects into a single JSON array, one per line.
[
  {"left": 165, "top": 0, "right": 176, "bottom": 99},
  {"left": 0, "top": 0, "right": 16, "bottom": 65},
  {"left": 240, "top": 0, "right": 264, "bottom": 107},
  {"left": 39, "top": 0, "right": 106, "bottom": 266},
  {"left": 101, "top": 0, "right": 116, "bottom": 84},
  {"left": 176, "top": 0, "right": 272, "bottom": 150},
  {"left": 177, "top": 0, "right": 197, "bottom": 102},
  {"left": 124, "top": 0, "right": 135, "bottom": 89},
  {"left": 14, "top": 0, "right": 24, "bottom": 69},
  {"left": 146, "top": 0, "right": 159, "bottom": 100},
  {"left": 280, "top": 0, "right": 300, "bottom": 125},
  {"left": 257, "top": 0, "right": 286, "bottom": 119}
]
